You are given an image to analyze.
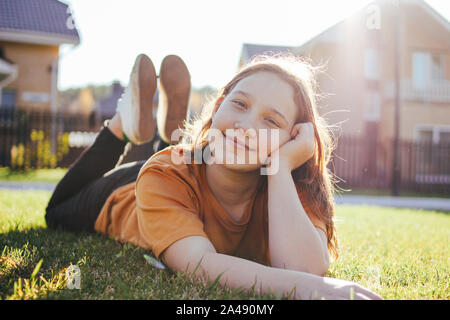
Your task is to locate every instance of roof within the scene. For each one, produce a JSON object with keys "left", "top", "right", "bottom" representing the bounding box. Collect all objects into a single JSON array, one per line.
[
  {"left": 0, "top": 0, "right": 80, "bottom": 45},
  {"left": 240, "top": 43, "right": 295, "bottom": 65}
]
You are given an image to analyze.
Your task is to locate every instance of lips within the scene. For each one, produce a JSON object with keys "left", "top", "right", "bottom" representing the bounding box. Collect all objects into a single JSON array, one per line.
[
  {"left": 233, "top": 136, "right": 248, "bottom": 150},
  {"left": 224, "top": 134, "right": 256, "bottom": 151}
]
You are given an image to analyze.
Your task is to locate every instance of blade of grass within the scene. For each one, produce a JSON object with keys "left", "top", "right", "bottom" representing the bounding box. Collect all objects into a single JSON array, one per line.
[{"left": 31, "top": 259, "right": 43, "bottom": 279}]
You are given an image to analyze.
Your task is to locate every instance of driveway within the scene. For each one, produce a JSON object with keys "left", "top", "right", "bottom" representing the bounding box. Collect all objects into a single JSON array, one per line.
[{"left": 334, "top": 194, "right": 450, "bottom": 212}]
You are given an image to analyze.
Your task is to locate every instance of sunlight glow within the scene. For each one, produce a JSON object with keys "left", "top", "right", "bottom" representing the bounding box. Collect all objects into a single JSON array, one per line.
[{"left": 58, "top": 0, "right": 449, "bottom": 90}]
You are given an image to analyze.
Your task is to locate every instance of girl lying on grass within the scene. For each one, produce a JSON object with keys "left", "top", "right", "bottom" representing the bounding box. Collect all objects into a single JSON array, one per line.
[{"left": 46, "top": 53, "right": 381, "bottom": 300}]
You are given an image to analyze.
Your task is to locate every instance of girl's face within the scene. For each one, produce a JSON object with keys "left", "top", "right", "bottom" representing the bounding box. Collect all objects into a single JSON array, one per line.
[{"left": 209, "top": 71, "right": 299, "bottom": 172}]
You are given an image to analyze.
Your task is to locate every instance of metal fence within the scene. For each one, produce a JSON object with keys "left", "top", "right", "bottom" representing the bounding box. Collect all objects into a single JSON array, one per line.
[
  {"left": 0, "top": 108, "right": 156, "bottom": 170},
  {"left": 0, "top": 108, "right": 99, "bottom": 169},
  {"left": 1, "top": 108, "right": 449, "bottom": 195},
  {"left": 331, "top": 135, "right": 450, "bottom": 195}
]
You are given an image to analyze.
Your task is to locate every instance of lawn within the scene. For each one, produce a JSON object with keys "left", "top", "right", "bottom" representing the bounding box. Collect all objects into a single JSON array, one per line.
[
  {"left": 0, "top": 189, "right": 448, "bottom": 300},
  {"left": 0, "top": 168, "right": 67, "bottom": 183}
]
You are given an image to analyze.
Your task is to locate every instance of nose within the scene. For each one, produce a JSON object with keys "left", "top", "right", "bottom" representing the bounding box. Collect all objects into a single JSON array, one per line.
[
  {"left": 233, "top": 121, "right": 257, "bottom": 138},
  {"left": 234, "top": 111, "right": 259, "bottom": 133}
]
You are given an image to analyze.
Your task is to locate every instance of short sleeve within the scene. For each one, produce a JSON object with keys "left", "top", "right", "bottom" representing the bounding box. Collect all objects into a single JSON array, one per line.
[{"left": 135, "top": 165, "right": 209, "bottom": 259}]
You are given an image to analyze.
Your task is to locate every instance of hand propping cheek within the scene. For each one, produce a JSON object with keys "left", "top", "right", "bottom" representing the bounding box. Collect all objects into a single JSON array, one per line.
[{"left": 274, "top": 122, "right": 316, "bottom": 171}]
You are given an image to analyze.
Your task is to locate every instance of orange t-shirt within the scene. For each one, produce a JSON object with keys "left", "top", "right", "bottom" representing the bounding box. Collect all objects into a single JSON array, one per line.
[{"left": 94, "top": 146, "right": 326, "bottom": 266}]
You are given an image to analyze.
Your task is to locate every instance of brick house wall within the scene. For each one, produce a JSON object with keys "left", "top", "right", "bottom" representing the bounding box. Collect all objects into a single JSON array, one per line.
[{"left": 1, "top": 40, "right": 59, "bottom": 110}]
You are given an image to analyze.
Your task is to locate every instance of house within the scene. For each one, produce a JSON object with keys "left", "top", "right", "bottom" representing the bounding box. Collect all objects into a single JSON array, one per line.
[
  {"left": 0, "top": 0, "right": 80, "bottom": 111},
  {"left": 95, "top": 81, "right": 125, "bottom": 121},
  {"left": 241, "top": 0, "right": 450, "bottom": 144},
  {"left": 66, "top": 87, "right": 95, "bottom": 116},
  {"left": 294, "top": 0, "right": 450, "bottom": 189},
  {"left": 239, "top": 0, "right": 450, "bottom": 191},
  {"left": 292, "top": 0, "right": 450, "bottom": 146}
]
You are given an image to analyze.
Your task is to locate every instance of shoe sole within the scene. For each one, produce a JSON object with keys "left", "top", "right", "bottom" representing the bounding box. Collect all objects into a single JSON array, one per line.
[
  {"left": 157, "top": 55, "right": 191, "bottom": 143},
  {"left": 133, "top": 54, "right": 157, "bottom": 144}
]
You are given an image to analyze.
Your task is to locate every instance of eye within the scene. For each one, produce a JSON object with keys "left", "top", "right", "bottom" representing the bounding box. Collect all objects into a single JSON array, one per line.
[
  {"left": 232, "top": 100, "right": 247, "bottom": 109},
  {"left": 265, "top": 118, "right": 280, "bottom": 128}
]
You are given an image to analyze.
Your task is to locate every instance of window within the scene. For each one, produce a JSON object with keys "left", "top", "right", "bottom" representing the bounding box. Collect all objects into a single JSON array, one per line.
[
  {"left": 412, "top": 51, "right": 445, "bottom": 88},
  {"left": 412, "top": 52, "right": 427, "bottom": 89},
  {"left": 431, "top": 54, "right": 444, "bottom": 80},
  {"left": 0, "top": 88, "right": 16, "bottom": 110},
  {"left": 414, "top": 125, "right": 450, "bottom": 144},
  {"left": 416, "top": 129, "right": 433, "bottom": 143},
  {"left": 364, "top": 48, "right": 379, "bottom": 80}
]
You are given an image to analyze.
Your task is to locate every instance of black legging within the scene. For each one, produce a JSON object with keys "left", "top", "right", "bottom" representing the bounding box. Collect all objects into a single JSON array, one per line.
[{"left": 45, "top": 124, "right": 169, "bottom": 232}]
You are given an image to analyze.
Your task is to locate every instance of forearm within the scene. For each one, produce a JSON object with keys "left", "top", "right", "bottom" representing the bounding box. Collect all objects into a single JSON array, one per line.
[
  {"left": 268, "top": 168, "right": 328, "bottom": 275},
  {"left": 191, "top": 251, "right": 323, "bottom": 300},
  {"left": 161, "top": 236, "right": 325, "bottom": 300},
  {"left": 162, "top": 237, "right": 381, "bottom": 300}
]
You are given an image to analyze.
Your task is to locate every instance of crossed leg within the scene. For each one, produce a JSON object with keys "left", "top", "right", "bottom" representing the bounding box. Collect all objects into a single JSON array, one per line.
[{"left": 45, "top": 54, "right": 191, "bottom": 232}]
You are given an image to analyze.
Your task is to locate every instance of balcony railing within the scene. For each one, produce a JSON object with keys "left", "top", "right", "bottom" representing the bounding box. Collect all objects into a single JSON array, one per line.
[{"left": 384, "top": 78, "right": 450, "bottom": 103}]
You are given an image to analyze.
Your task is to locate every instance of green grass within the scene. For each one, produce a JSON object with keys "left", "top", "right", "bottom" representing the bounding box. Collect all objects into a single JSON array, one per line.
[
  {"left": 328, "top": 206, "right": 449, "bottom": 299},
  {"left": 0, "top": 168, "right": 67, "bottom": 183},
  {"left": 0, "top": 190, "right": 448, "bottom": 300},
  {"left": 0, "top": 190, "right": 277, "bottom": 300}
]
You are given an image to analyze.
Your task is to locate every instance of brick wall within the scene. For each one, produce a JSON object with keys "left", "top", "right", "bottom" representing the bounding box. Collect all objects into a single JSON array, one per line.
[{"left": 1, "top": 40, "right": 59, "bottom": 110}]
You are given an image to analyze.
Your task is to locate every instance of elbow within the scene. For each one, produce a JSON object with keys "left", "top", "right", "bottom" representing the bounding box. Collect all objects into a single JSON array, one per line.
[
  {"left": 269, "top": 246, "right": 330, "bottom": 276},
  {"left": 317, "top": 251, "right": 330, "bottom": 277},
  {"left": 304, "top": 260, "right": 329, "bottom": 277},
  {"left": 306, "top": 260, "right": 329, "bottom": 277},
  {"left": 309, "top": 248, "right": 330, "bottom": 277},
  {"left": 318, "top": 258, "right": 330, "bottom": 277}
]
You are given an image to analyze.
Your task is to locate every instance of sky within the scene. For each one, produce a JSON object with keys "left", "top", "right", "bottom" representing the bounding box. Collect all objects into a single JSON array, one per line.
[{"left": 58, "top": 0, "right": 450, "bottom": 90}]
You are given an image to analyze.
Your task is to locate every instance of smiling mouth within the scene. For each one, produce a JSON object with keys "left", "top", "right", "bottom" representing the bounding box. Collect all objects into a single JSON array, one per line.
[{"left": 225, "top": 135, "right": 255, "bottom": 151}]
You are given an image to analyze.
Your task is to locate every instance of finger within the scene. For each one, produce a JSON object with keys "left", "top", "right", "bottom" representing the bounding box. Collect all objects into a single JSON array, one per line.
[
  {"left": 290, "top": 124, "right": 300, "bottom": 139},
  {"left": 291, "top": 122, "right": 305, "bottom": 139},
  {"left": 364, "top": 291, "right": 383, "bottom": 300}
]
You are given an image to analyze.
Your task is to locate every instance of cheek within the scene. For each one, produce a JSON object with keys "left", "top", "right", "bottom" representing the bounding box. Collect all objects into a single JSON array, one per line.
[
  {"left": 211, "top": 108, "right": 234, "bottom": 130},
  {"left": 256, "top": 129, "right": 291, "bottom": 155}
]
